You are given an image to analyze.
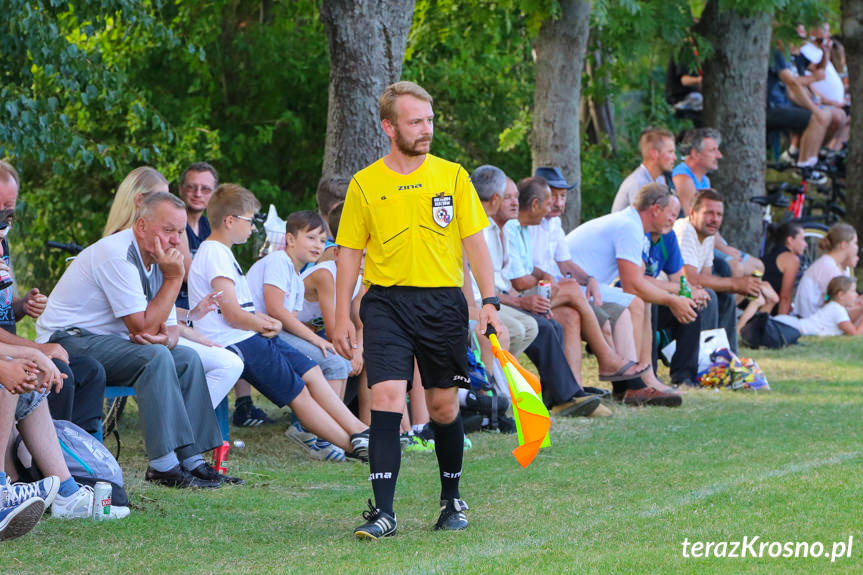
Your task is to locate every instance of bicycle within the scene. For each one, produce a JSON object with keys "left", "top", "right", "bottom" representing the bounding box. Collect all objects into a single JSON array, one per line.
[{"left": 750, "top": 188, "right": 828, "bottom": 266}]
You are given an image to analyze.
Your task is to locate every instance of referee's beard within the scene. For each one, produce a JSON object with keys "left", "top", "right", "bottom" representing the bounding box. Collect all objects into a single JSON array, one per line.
[{"left": 393, "top": 128, "right": 432, "bottom": 157}]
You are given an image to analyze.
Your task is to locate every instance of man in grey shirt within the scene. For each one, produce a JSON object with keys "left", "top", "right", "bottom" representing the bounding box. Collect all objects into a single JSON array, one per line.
[{"left": 611, "top": 127, "right": 676, "bottom": 213}]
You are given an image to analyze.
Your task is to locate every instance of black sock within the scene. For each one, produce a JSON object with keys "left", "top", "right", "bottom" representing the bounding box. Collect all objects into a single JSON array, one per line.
[
  {"left": 235, "top": 396, "right": 252, "bottom": 409},
  {"left": 612, "top": 377, "right": 647, "bottom": 395},
  {"left": 429, "top": 415, "right": 464, "bottom": 501},
  {"left": 369, "top": 410, "right": 402, "bottom": 516}
]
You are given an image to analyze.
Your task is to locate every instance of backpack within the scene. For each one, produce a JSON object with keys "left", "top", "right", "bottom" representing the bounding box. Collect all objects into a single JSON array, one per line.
[
  {"left": 740, "top": 311, "right": 801, "bottom": 349},
  {"left": 13, "top": 420, "right": 129, "bottom": 507}
]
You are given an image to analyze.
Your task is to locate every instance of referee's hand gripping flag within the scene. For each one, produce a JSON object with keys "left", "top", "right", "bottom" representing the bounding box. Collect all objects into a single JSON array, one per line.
[{"left": 486, "top": 325, "right": 550, "bottom": 468}]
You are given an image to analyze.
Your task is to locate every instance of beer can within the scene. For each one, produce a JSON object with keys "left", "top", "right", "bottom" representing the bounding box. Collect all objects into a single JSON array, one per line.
[
  {"left": 212, "top": 441, "right": 231, "bottom": 475},
  {"left": 537, "top": 280, "right": 551, "bottom": 300},
  {"left": 93, "top": 481, "right": 112, "bottom": 520}
]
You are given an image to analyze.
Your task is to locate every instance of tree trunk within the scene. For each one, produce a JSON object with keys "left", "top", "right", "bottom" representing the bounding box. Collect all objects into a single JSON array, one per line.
[
  {"left": 842, "top": 0, "right": 863, "bottom": 246},
  {"left": 320, "top": 0, "right": 415, "bottom": 178},
  {"left": 530, "top": 0, "right": 592, "bottom": 232},
  {"left": 697, "top": 1, "right": 772, "bottom": 255}
]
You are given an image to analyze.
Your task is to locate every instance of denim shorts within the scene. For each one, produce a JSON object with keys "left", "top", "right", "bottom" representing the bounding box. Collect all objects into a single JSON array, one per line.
[{"left": 15, "top": 390, "right": 48, "bottom": 421}]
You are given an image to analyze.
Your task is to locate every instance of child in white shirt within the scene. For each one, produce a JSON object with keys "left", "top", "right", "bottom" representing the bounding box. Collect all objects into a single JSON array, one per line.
[
  {"left": 188, "top": 184, "right": 369, "bottom": 461},
  {"left": 247, "top": 211, "right": 353, "bottom": 399},
  {"left": 776, "top": 276, "right": 863, "bottom": 336}
]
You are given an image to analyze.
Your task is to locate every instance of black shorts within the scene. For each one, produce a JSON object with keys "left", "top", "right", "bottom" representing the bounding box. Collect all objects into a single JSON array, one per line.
[
  {"left": 766, "top": 104, "right": 812, "bottom": 134},
  {"left": 360, "top": 286, "right": 470, "bottom": 390}
]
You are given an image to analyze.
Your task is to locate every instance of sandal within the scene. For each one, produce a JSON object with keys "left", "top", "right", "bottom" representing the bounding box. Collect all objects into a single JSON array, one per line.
[{"left": 598, "top": 360, "right": 650, "bottom": 382}]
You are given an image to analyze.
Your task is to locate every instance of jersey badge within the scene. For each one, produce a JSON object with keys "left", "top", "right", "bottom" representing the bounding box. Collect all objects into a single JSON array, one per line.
[{"left": 432, "top": 194, "right": 453, "bottom": 228}]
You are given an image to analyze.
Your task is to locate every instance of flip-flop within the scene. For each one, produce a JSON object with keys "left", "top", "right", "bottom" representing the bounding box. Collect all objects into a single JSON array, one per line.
[{"left": 598, "top": 360, "right": 650, "bottom": 382}]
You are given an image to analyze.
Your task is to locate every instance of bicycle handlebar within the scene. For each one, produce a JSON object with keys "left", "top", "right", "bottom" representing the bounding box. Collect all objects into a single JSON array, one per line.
[{"left": 45, "top": 241, "right": 84, "bottom": 255}]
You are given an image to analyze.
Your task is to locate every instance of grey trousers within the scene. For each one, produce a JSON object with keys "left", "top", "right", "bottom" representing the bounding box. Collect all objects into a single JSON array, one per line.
[{"left": 49, "top": 329, "right": 222, "bottom": 460}]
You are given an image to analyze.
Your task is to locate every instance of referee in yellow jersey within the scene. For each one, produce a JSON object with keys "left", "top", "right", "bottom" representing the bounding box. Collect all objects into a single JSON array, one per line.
[{"left": 334, "top": 81, "right": 502, "bottom": 539}]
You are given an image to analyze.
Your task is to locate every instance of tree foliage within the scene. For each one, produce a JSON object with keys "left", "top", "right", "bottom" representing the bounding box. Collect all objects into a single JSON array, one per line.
[{"left": 0, "top": 0, "right": 847, "bottom": 291}]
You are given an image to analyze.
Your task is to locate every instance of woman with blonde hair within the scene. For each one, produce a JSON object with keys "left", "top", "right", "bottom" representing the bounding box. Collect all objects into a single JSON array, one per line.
[
  {"left": 104, "top": 167, "right": 243, "bottom": 410},
  {"left": 794, "top": 223, "right": 860, "bottom": 318},
  {"left": 103, "top": 167, "right": 170, "bottom": 236}
]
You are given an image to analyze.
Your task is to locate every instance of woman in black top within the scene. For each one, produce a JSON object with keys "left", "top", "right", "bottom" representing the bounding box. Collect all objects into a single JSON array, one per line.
[{"left": 763, "top": 222, "right": 806, "bottom": 315}]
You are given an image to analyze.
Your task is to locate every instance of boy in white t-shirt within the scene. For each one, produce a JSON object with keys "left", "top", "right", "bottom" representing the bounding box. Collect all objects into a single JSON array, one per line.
[
  {"left": 247, "top": 211, "right": 353, "bottom": 399},
  {"left": 188, "top": 184, "right": 369, "bottom": 461}
]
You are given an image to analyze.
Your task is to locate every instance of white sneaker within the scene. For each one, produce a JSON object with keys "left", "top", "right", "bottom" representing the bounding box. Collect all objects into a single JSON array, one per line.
[
  {"left": 51, "top": 484, "right": 93, "bottom": 519},
  {"left": 285, "top": 422, "right": 346, "bottom": 462},
  {"left": 107, "top": 505, "right": 131, "bottom": 519},
  {"left": 2, "top": 476, "right": 60, "bottom": 508}
]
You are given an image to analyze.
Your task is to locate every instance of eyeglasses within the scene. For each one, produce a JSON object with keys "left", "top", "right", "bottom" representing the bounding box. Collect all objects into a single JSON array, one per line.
[
  {"left": 183, "top": 184, "right": 214, "bottom": 193},
  {"left": 233, "top": 214, "right": 257, "bottom": 228}
]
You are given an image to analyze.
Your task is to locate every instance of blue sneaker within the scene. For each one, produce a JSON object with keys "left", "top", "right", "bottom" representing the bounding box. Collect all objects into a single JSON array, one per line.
[
  {"left": 0, "top": 498, "right": 45, "bottom": 541},
  {"left": 1, "top": 476, "right": 60, "bottom": 508}
]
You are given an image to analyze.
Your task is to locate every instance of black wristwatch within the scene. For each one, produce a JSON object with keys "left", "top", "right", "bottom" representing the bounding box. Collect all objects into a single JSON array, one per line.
[{"left": 481, "top": 296, "right": 501, "bottom": 310}]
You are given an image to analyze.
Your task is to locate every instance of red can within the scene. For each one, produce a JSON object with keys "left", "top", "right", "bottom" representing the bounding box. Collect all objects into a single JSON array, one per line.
[
  {"left": 537, "top": 280, "right": 551, "bottom": 300},
  {"left": 212, "top": 441, "right": 230, "bottom": 475}
]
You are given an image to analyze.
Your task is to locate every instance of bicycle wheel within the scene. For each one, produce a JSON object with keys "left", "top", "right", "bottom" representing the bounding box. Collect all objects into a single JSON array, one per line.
[{"left": 802, "top": 223, "right": 828, "bottom": 267}]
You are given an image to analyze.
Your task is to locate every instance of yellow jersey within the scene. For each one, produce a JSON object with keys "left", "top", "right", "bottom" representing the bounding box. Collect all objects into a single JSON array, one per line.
[{"left": 337, "top": 154, "right": 488, "bottom": 287}]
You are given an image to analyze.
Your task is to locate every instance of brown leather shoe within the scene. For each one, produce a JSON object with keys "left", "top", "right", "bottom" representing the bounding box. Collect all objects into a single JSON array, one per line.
[
  {"left": 622, "top": 387, "right": 682, "bottom": 407},
  {"left": 549, "top": 395, "right": 601, "bottom": 417},
  {"left": 587, "top": 403, "right": 613, "bottom": 417}
]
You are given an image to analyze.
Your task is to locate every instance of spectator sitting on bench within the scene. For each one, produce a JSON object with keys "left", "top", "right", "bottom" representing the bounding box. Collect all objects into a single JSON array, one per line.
[
  {"left": 567, "top": 183, "right": 694, "bottom": 406},
  {"left": 188, "top": 184, "right": 370, "bottom": 462},
  {"left": 672, "top": 128, "right": 763, "bottom": 280},
  {"left": 472, "top": 167, "right": 604, "bottom": 417},
  {"left": 37, "top": 191, "right": 238, "bottom": 488},
  {"left": 0, "top": 160, "right": 106, "bottom": 436},
  {"left": 102, "top": 166, "right": 244, "bottom": 412},
  {"left": 0, "top": 344, "right": 129, "bottom": 519},
  {"left": 672, "top": 188, "right": 774, "bottom": 353}
]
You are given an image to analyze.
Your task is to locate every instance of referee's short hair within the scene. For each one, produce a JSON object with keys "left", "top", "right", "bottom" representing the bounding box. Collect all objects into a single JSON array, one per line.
[
  {"left": 379, "top": 81, "right": 433, "bottom": 123},
  {"left": 633, "top": 182, "right": 673, "bottom": 211},
  {"left": 516, "top": 176, "right": 550, "bottom": 210},
  {"left": 470, "top": 165, "right": 507, "bottom": 202},
  {"left": 209, "top": 183, "right": 261, "bottom": 229}
]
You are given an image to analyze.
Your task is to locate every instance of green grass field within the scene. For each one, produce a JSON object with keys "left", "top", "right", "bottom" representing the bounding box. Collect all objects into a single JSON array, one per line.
[{"left": 1, "top": 336, "right": 861, "bottom": 574}]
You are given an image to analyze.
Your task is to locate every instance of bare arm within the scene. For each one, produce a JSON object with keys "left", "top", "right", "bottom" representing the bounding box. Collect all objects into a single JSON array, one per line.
[
  {"left": 121, "top": 238, "right": 184, "bottom": 337},
  {"left": 212, "top": 276, "right": 280, "bottom": 336},
  {"left": 263, "top": 284, "right": 332, "bottom": 355},
  {"left": 681, "top": 263, "right": 759, "bottom": 296},
  {"left": 673, "top": 174, "right": 696, "bottom": 216},
  {"left": 462, "top": 231, "right": 503, "bottom": 335},
  {"left": 333, "top": 247, "right": 363, "bottom": 359},
  {"left": 618, "top": 259, "right": 697, "bottom": 323},
  {"left": 778, "top": 69, "right": 819, "bottom": 113},
  {"left": 776, "top": 252, "right": 800, "bottom": 316}
]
